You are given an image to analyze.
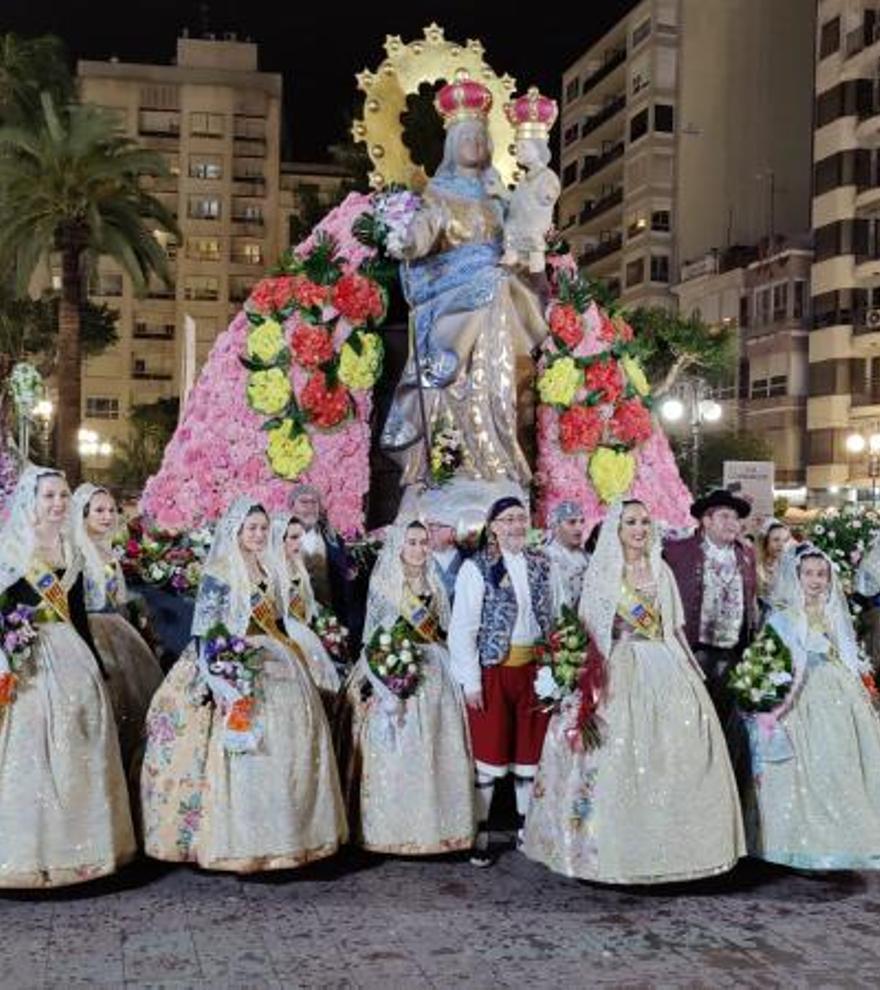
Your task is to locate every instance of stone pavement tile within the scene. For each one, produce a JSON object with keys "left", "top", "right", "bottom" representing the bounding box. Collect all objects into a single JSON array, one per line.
[
  {"left": 269, "top": 957, "right": 361, "bottom": 989},
  {"left": 348, "top": 957, "right": 431, "bottom": 990},
  {"left": 190, "top": 925, "right": 276, "bottom": 982},
  {"left": 122, "top": 928, "right": 202, "bottom": 983},
  {"left": 1, "top": 932, "right": 50, "bottom": 989},
  {"left": 45, "top": 930, "right": 124, "bottom": 986}
]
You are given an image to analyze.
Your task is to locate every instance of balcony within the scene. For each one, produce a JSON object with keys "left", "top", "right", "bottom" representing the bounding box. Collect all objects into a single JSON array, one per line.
[
  {"left": 581, "top": 49, "right": 626, "bottom": 99},
  {"left": 230, "top": 251, "right": 263, "bottom": 267},
  {"left": 134, "top": 324, "right": 175, "bottom": 340},
  {"left": 852, "top": 386, "right": 880, "bottom": 407},
  {"left": 856, "top": 183, "right": 880, "bottom": 214},
  {"left": 578, "top": 187, "right": 624, "bottom": 225},
  {"left": 581, "top": 94, "right": 626, "bottom": 139},
  {"left": 855, "top": 246, "right": 880, "bottom": 285},
  {"left": 132, "top": 367, "right": 173, "bottom": 381},
  {"left": 578, "top": 233, "right": 623, "bottom": 266},
  {"left": 580, "top": 142, "right": 624, "bottom": 182},
  {"left": 145, "top": 285, "right": 176, "bottom": 300},
  {"left": 845, "top": 15, "right": 879, "bottom": 60}
]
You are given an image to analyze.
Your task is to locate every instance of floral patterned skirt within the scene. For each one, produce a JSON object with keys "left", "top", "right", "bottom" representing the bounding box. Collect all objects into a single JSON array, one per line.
[
  {"left": 140, "top": 636, "right": 348, "bottom": 873},
  {"left": 339, "top": 645, "right": 475, "bottom": 854},
  {"left": 90, "top": 612, "right": 163, "bottom": 771},
  {"left": 0, "top": 623, "right": 136, "bottom": 887},
  {"left": 524, "top": 638, "right": 745, "bottom": 884}
]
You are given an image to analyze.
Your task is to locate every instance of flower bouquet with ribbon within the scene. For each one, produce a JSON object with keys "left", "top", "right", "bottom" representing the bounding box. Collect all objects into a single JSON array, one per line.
[
  {"left": 728, "top": 624, "right": 795, "bottom": 773},
  {"left": 200, "top": 623, "right": 263, "bottom": 753},
  {"left": 312, "top": 606, "right": 350, "bottom": 674},
  {"left": 533, "top": 604, "right": 605, "bottom": 749},
  {"left": 0, "top": 599, "right": 38, "bottom": 706},
  {"left": 366, "top": 618, "right": 425, "bottom": 700}
]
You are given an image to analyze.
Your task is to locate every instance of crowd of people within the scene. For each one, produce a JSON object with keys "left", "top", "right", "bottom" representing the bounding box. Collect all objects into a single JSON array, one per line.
[{"left": 2, "top": 466, "right": 880, "bottom": 889}]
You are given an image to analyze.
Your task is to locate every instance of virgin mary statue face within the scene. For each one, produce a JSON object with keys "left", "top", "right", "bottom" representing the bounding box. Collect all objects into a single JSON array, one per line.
[{"left": 452, "top": 121, "right": 490, "bottom": 170}]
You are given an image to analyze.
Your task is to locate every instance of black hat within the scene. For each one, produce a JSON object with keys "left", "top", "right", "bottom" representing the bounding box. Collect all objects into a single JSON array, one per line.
[
  {"left": 486, "top": 496, "right": 525, "bottom": 523},
  {"left": 690, "top": 487, "right": 751, "bottom": 520}
]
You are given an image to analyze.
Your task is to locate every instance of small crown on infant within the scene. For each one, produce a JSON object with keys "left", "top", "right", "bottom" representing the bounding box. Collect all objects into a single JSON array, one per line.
[
  {"left": 435, "top": 70, "right": 494, "bottom": 128},
  {"left": 504, "top": 87, "right": 559, "bottom": 139}
]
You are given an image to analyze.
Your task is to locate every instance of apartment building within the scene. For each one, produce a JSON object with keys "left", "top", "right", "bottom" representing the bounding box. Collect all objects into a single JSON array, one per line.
[{"left": 809, "top": 0, "right": 880, "bottom": 498}]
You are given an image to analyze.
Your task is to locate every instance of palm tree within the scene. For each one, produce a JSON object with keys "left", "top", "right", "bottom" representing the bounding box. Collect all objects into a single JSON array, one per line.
[
  {"left": 0, "top": 93, "right": 180, "bottom": 482},
  {"left": 0, "top": 33, "right": 73, "bottom": 125}
]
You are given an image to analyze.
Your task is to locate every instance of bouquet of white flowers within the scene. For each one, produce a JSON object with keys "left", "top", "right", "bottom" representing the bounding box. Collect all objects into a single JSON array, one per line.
[
  {"left": 728, "top": 624, "right": 794, "bottom": 712},
  {"left": 366, "top": 618, "right": 425, "bottom": 699}
]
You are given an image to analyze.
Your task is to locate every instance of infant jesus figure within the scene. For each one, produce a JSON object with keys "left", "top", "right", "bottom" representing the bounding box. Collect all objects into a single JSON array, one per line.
[{"left": 501, "top": 87, "right": 561, "bottom": 274}]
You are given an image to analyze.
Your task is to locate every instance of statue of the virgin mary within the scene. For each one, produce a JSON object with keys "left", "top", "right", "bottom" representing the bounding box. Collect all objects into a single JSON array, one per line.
[{"left": 380, "top": 74, "right": 548, "bottom": 490}]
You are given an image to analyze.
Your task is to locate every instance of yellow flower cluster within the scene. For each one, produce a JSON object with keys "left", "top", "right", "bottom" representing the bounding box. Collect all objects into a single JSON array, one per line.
[
  {"left": 247, "top": 319, "right": 286, "bottom": 364},
  {"left": 266, "top": 420, "right": 314, "bottom": 479},
  {"left": 622, "top": 354, "right": 650, "bottom": 397},
  {"left": 338, "top": 332, "right": 383, "bottom": 391},
  {"left": 589, "top": 446, "right": 636, "bottom": 503},
  {"left": 537, "top": 356, "right": 581, "bottom": 408},
  {"left": 247, "top": 367, "right": 292, "bottom": 415}
]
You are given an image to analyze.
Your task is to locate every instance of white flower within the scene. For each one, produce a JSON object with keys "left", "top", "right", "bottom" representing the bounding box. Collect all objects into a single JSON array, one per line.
[
  {"left": 749, "top": 688, "right": 764, "bottom": 703},
  {"left": 764, "top": 639, "right": 776, "bottom": 655},
  {"left": 379, "top": 633, "right": 392, "bottom": 648},
  {"left": 377, "top": 664, "right": 388, "bottom": 676},
  {"left": 814, "top": 525, "right": 825, "bottom": 535},
  {"left": 399, "top": 650, "right": 413, "bottom": 664},
  {"left": 854, "top": 519, "right": 863, "bottom": 529},
  {"left": 407, "top": 663, "right": 418, "bottom": 674},
  {"left": 769, "top": 671, "right": 792, "bottom": 686},
  {"left": 534, "top": 665, "right": 563, "bottom": 701},
  {"left": 401, "top": 638, "right": 412, "bottom": 650}
]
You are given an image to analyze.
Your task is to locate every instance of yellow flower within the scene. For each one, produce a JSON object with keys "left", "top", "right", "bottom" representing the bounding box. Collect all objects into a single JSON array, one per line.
[
  {"left": 247, "top": 367, "right": 292, "bottom": 415},
  {"left": 247, "top": 319, "right": 286, "bottom": 364},
  {"left": 338, "top": 332, "right": 383, "bottom": 391},
  {"left": 622, "top": 354, "right": 650, "bottom": 397},
  {"left": 589, "top": 446, "right": 636, "bottom": 503},
  {"left": 266, "top": 420, "right": 314, "bottom": 479},
  {"left": 537, "top": 356, "right": 581, "bottom": 408}
]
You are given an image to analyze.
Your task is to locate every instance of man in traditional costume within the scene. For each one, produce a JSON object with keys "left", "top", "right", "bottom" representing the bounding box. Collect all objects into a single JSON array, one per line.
[
  {"left": 663, "top": 488, "right": 758, "bottom": 722},
  {"left": 449, "top": 497, "right": 555, "bottom": 867},
  {"left": 544, "top": 500, "right": 589, "bottom": 612}
]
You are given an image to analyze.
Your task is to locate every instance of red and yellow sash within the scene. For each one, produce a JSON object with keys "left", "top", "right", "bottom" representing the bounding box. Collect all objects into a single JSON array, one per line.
[
  {"left": 617, "top": 583, "right": 662, "bottom": 641},
  {"left": 249, "top": 587, "right": 308, "bottom": 667},
  {"left": 402, "top": 588, "right": 443, "bottom": 644},
  {"left": 288, "top": 578, "right": 308, "bottom": 624},
  {"left": 26, "top": 565, "right": 71, "bottom": 624}
]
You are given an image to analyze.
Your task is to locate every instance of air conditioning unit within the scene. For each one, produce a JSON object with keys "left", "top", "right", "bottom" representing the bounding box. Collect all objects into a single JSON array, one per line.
[{"left": 867, "top": 307, "right": 880, "bottom": 329}]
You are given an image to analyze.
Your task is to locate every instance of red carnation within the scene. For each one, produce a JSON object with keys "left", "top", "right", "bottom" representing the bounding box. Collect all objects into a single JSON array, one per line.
[
  {"left": 558, "top": 405, "right": 604, "bottom": 454},
  {"left": 331, "top": 272, "right": 385, "bottom": 326},
  {"left": 290, "top": 275, "right": 329, "bottom": 310},
  {"left": 598, "top": 314, "right": 617, "bottom": 345},
  {"left": 618, "top": 320, "right": 634, "bottom": 342},
  {"left": 300, "top": 371, "right": 350, "bottom": 428},
  {"left": 611, "top": 399, "right": 653, "bottom": 446},
  {"left": 291, "top": 322, "right": 335, "bottom": 369},
  {"left": 125, "top": 539, "right": 141, "bottom": 559},
  {"left": 584, "top": 359, "right": 624, "bottom": 404},
  {"left": 249, "top": 276, "right": 296, "bottom": 315},
  {"left": 549, "top": 303, "right": 584, "bottom": 349}
]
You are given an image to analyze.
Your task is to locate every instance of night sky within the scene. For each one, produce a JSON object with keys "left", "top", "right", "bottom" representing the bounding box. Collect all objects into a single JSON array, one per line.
[{"left": 3, "top": 0, "right": 635, "bottom": 162}]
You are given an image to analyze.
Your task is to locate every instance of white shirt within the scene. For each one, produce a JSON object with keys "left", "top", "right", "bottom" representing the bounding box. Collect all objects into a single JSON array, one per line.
[
  {"left": 301, "top": 528, "right": 326, "bottom": 558},
  {"left": 433, "top": 547, "right": 459, "bottom": 571},
  {"left": 546, "top": 541, "right": 589, "bottom": 612},
  {"left": 448, "top": 551, "right": 546, "bottom": 695}
]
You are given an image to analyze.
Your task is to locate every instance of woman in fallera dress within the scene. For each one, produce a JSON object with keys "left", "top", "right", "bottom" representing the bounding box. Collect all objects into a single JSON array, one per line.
[
  {"left": 269, "top": 513, "right": 341, "bottom": 697},
  {"left": 524, "top": 499, "right": 745, "bottom": 884},
  {"left": 746, "top": 543, "right": 880, "bottom": 869},
  {"left": 70, "top": 483, "right": 163, "bottom": 769},
  {"left": 140, "top": 497, "right": 347, "bottom": 873},
  {"left": 0, "top": 466, "right": 135, "bottom": 888},
  {"left": 756, "top": 520, "right": 791, "bottom": 623},
  {"left": 340, "top": 520, "right": 475, "bottom": 854}
]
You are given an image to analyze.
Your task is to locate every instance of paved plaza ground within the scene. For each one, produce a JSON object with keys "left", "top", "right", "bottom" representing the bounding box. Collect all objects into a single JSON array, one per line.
[{"left": 1, "top": 843, "right": 879, "bottom": 989}]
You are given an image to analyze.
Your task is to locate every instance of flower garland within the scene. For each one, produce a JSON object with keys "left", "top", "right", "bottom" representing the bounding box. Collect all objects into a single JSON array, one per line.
[{"left": 8, "top": 362, "right": 43, "bottom": 413}]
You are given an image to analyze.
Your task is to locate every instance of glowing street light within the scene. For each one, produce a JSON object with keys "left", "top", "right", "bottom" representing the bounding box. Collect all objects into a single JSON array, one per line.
[{"left": 660, "top": 378, "right": 723, "bottom": 491}]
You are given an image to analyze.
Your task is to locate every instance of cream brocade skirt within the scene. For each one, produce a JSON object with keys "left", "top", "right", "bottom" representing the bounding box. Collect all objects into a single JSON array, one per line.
[
  {"left": 90, "top": 611, "right": 164, "bottom": 769},
  {"left": 0, "top": 623, "right": 136, "bottom": 888},
  {"left": 747, "top": 658, "right": 880, "bottom": 869},
  {"left": 340, "top": 644, "right": 475, "bottom": 854},
  {"left": 524, "top": 637, "right": 745, "bottom": 884},
  {"left": 140, "top": 635, "right": 347, "bottom": 873}
]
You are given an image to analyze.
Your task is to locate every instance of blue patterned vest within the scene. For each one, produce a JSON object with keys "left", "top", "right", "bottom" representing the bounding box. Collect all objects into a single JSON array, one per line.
[{"left": 474, "top": 548, "right": 553, "bottom": 666}]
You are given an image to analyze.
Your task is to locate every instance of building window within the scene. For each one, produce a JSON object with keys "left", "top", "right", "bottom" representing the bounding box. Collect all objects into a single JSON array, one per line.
[
  {"left": 773, "top": 283, "right": 788, "bottom": 321},
  {"left": 651, "top": 210, "right": 671, "bottom": 232},
  {"left": 189, "top": 155, "right": 223, "bottom": 180},
  {"left": 91, "top": 272, "right": 123, "bottom": 297},
  {"left": 819, "top": 17, "right": 840, "bottom": 60},
  {"left": 815, "top": 79, "right": 874, "bottom": 129},
  {"left": 188, "top": 196, "right": 221, "bottom": 220},
  {"left": 626, "top": 258, "right": 645, "bottom": 287},
  {"left": 650, "top": 254, "right": 670, "bottom": 283},
  {"left": 563, "top": 123, "right": 579, "bottom": 147},
  {"left": 138, "top": 109, "right": 179, "bottom": 136},
  {"left": 768, "top": 374, "right": 788, "bottom": 397},
  {"left": 654, "top": 104, "right": 674, "bottom": 133},
  {"left": 628, "top": 214, "right": 648, "bottom": 238},
  {"left": 85, "top": 397, "right": 120, "bottom": 420},
  {"left": 565, "top": 78, "right": 580, "bottom": 103},
  {"left": 562, "top": 161, "right": 578, "bottom": 187},
  {"left": 630, "top": 108, "right": 649, "bottom": 143},
  {"left": 755, "top": 287, "right": 771, "bottom": 326},
  {"left": 190, "top": 112, "right": 224, "bottom": 137},
  {"left": 184, "top": 276, "right": 220, "bottom": 302},
  {"left": 632, "top": 18, "right": 651, "bottom": 48},
  {"left": 793, "top": 280, "right": 807, "bottom": 320},
  {"left": 187, "top": 238, "right": 221, "bottom": 261}
]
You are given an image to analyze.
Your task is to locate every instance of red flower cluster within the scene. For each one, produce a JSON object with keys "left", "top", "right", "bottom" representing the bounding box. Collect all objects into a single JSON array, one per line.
[
  {"left": 249, "top": 276, "right": 298, "bottom": 314},
  {"left": 610, "top": 399, "right": 653, "bottom": 445},
  {"left": 598, "top": 314, "right": 634, "bottom": 345},
  {"left": 549, "top": 304, "right": 584, "bottom": 349},
  {"left": 290, "top": 275, "right": 329, "bottom": 310},
  {"left": 301, "top": 371, "right": 350, "bottom": 428},
  {"left": 584, "top": 360, "right": 623, "bottom": 404},
  {"left": 331, "top": 273, "right": 385, "bottom": 326},
  {"left": 558, "top": 405, "right": 603, "bottom": 454},
  {"left": 291, "top": 322, "right": 335, "bottom": 369}
]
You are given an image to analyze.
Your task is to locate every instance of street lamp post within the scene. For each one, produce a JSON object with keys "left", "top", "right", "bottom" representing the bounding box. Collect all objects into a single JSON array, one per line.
[
  {"left": 78, "top": 428, "right": 114, "bottom": 475},
  {"left": 660, "top": 378, "right": 723, "bottom": 493},
  {"left": 32, "top": 399, "right": 54, "bottom": 464},
  {"left": 846, "top": 429, "right": 880, "bottom": 507}
]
